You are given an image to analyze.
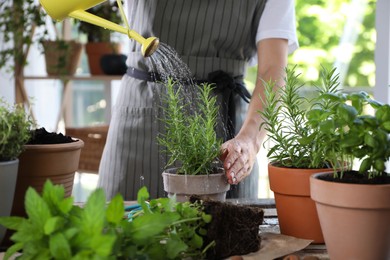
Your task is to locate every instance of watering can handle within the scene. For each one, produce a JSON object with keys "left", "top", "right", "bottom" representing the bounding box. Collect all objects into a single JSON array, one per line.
[{"left": 70, "top": 10, "right": 145, "bottom": 44}]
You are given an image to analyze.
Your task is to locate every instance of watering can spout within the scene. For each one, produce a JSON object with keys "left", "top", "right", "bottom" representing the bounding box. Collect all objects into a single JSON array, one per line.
[{"left": 39, "top": 0, "right": 159, "bottom": 57}]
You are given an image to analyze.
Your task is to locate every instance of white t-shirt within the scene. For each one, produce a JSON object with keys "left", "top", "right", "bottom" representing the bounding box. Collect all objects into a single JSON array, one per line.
[{"left": 251, "top": 0, "right": 299, "bottom": 65}]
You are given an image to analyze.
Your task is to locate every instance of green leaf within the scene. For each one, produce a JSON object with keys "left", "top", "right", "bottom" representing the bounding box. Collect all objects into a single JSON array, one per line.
[
  {"left": 360, "top": 115, "right": 378, "bottom": 127},
  {"left": 59, "top": 197, "right": 75, "bottom": 214},
  {"left": 364, "top": 133, "right": 377, "bottom": 148},
  {"left": 319, "top": 119, "right": 335, "bottom": 133},
  {"left": 166, "top": 235, "right": 188, "bottom": 259},
  {"left": 90, "top": 234, "right": 117, "bottom": 256},
  {"left": 64, "top": 227, "right": 79, "bottom": 240},
  {"left": 106, "top": 194, "right": 124, "bottom": 225},
  {"left": 131, "top": 213, "right": 179, "bottom": 243},
  {"left": 0, "top": 216, "right": 25, "bottom": 230},
  {"left": 201, "top": 213, "right": 212, "bottom": 223},
  {"left": 190, "top": 233, "right": 203, "bottom": 249},
  {"left": 297, "top": 134, "right": 315, "bottom": 145},
  {"left": 376, "top": 105, "right": 390, "bottom": 122},
  {"left": 82, "top": 188, "right": 106, "bottom": 233},
  {"left": 10, "top": 220, "right": 43, "bottom": 243},
  {"left": 137, "top": 186, "right": 152, "bottom": 214},
  {"left": 359, "top": 158, "right": 372, "bottom": 173},
  {"left": 321, "top": 92, "right": 343, "bottom": 102},
  {"left": 374, "top": 159, "right": 385, "bottom": 173},
  {"left": 44, "top": 216, "right": 65, "bottom": 235},
  {"left": 49, "top": 232, "right": 72, "bottom": 259},
  {"left": 198, "top": 228, "right": 207, "bottom": 236},
  {"left": 25, "top": 187, "right": 52, "bottom": 229},
  {"left": 340, "top": 133, "right": 362, "bottom": 148},
  {"left": 337, "top": 103, "right": 357, "bottom": 123},
  {"left": 381, "top": 121, "right": 390, "bottom": 132},
  {"left": 4, "top": 242, "right": 23, "bottom": 260}
]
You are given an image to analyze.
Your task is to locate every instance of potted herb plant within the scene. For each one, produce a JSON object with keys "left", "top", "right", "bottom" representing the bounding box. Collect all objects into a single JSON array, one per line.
[
  {"left": 258, "top": 66, "right": 343, "bottom": 243},
  {"left": 0, "top": 1, "right": 82, "bottom": 80},
  {"left": 309, "top": 90, "right": 390, "bottom": 259},
  {"left": 40, "top": 22, "right": 83, "bottom": 76},
  {"left": 158, "top": 79, "right": 230, "bottom": 202},
  {"left": 10, "top": 128, "right": 84, "bottom": 218},
  {"left": 0, "top": 99, "right": 33, "bottom": 245},
  {"left": 76, "top": 0, "right": 124, "bottom": 75}
]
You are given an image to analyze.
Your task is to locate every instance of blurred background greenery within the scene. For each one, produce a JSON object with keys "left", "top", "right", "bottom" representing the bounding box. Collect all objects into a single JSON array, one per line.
[{"left": 245, "top": 0, "right": 375, "bottom": 90}]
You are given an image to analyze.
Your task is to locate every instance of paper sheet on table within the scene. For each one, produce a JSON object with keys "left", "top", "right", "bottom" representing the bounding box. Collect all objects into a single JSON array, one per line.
[{"left": 242, "top": 232, "right": 313, "bottom": 260}]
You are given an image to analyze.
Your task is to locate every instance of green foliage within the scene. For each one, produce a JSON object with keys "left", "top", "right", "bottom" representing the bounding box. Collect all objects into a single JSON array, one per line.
[
  {"left": 0, "top": 0, "right": 47, "bottom": 72},
  {"left": 258, "top": 66, "right": 341, "bottom": 169},
  {"left": 307, "top": 88, "right": 390, "bottom": 178},
  {"left": 76, "top": 1, "right": 123, "bottom": 42},
  {"left": 158, "top": 78, "right": 223, "bottom": 175},
  {"left": 0, "top": 99, "right": 34, "bottom": 161},
  {"left": 0, "top": 181, "right": 213, "bottom": 259},
  {"left": 290, "top": 0, "right": 375, "bottom": 87}
]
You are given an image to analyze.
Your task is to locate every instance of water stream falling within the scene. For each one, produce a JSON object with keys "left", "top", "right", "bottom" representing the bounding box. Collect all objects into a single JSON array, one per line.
[{"left": 149, "top": 42, "right": 199, "bottom": 111}]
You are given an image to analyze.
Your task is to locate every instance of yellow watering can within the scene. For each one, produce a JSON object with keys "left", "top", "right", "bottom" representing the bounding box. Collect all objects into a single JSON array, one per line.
[{"left": 39, "top": 0, "right": 159, "bottom": 57}]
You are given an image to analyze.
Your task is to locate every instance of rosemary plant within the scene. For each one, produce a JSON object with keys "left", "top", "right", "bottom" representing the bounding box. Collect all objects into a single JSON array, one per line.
[
  {"left": 258, "top": 66, "right": 341, "bottom": 169},
  {"left": 158, "top": 78, "right": 222, "bottom": 175},
  {"left": 0, "top": 99, "right": 34, "bottom": 161}
]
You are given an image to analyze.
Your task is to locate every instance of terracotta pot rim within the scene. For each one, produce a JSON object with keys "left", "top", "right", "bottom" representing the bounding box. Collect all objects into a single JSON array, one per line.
[
  {"left": 310, "top": 172, "right": 390, "bottom": 209},
  {"left": 268, "top": 162, "right": 333, "bottom": 171},
  {"left": 24, "top": 139, "right": 84, "bottom": 151},
  {"left": 311, "top": 172, "right": 390, "bottom": 187}
]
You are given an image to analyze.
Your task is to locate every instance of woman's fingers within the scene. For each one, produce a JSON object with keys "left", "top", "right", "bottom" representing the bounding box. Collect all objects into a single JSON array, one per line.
[{"left": 222, "top": 139, "right": 253, "bottom": 184}]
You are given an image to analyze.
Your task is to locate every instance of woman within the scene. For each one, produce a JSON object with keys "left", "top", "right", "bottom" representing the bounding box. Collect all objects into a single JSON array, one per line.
[{"left": 98, "top": 0, "right": 298, "bottom": 200}]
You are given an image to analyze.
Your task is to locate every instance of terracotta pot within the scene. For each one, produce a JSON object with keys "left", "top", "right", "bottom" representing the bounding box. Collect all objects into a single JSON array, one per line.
[
  {"left": 10, "top": 140, "right": 84, "bottom": 217},
  {"left": 268, "top": 163, "right": 333, "bottom": 244},
  {"left": 41, "top": 40, "right": 82, "bottom": 76},
  {"left": 85, "top": 42, "right": 121, "bottom": 75},
  {"left": 310, "top": 172, "right": 390, "bottom": 260},
  {"left": 0, "top": 159, "right": 18, "bottom": 245},
  {"left": 162, "top": 168, "right": 230, "bottom": 202}
]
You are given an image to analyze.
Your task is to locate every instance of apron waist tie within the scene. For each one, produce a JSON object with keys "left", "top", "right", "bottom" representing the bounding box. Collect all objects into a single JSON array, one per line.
[{"left": 126, "top": 67, "right": 251, "bottom": 103}]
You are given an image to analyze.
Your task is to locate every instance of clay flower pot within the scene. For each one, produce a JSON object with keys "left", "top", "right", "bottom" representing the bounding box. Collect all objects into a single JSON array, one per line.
[
  {"left": 268, "top": 163, "right": 334, "bottom": 244},
  {"left": 310, "top": 172, "right": 390, "bottom": 260},
  {"left": 11, "top": 140, "right": 84, "bottom": 217},
  {"left": 162, "top": 168, "right": 230, "bottom": 202}
]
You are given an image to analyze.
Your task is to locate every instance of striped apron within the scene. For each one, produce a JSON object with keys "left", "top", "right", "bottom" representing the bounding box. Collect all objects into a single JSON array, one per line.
[{"left": 98, "top": 0, "right": 267, "bottom": 200}]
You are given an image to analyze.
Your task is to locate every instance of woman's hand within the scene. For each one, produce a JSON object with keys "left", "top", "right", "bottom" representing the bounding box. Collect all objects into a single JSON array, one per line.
[{"left": 220, "top": 133, "right": 259, "bottom": 185}]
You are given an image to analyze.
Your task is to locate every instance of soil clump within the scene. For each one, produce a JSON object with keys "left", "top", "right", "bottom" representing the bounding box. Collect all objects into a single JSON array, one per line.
[
  {"left": 27, "top": 127, "right": 75, "bottom": 144},
  {"left": 191, "top": 196, "right": 264, "bottom": 259}
]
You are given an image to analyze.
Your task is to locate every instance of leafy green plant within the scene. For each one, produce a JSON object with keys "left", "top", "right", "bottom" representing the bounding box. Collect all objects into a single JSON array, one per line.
[
  {"left": 158, "top": 78, "right": 223, "bottom": 175},
  {"left": 0, "top": 180, "right": 213, "bottom": 259},
  {"left": 258, "top": 66, "right": 341, "bottom": 169},
  {"left": 0, "top": 99, "right": 34, "bottom": 161},
  {"left": 307, "top": 89, "right": 390, "bottom": 178}
]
